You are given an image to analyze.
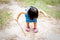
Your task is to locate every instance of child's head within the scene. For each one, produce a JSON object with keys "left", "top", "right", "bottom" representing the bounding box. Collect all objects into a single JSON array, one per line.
[{"left": 27, "top": 6, "right": 38, "bottom": 20}]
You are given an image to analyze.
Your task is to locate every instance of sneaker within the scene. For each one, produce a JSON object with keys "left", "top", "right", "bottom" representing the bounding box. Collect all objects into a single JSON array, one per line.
[
  {"left": 26, "top": 27, "right": 30, "bottom": 32},
  {"left": 33, "top": 28, "right": 38, "bottom": 33}
]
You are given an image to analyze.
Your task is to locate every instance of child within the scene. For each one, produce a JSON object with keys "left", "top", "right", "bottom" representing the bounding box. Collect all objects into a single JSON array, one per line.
[{"left": 16, "top": 6, "right": 49, "bottom": 33}]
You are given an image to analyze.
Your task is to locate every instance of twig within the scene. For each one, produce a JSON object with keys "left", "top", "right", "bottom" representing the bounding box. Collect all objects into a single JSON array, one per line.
[{"left": 14, "top": 19, "right": 26, "bottom": 36}]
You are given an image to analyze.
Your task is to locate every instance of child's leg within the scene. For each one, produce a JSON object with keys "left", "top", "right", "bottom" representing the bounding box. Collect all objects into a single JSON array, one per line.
[
  {"left": 26, "top": 22, "right": 29, "bottom": 28},
  {"left": 33, "top": 22, "right": 38, "bottom": 33},
  {"left": 34, "top": 22, "right": 37, "bottom": 28},
  {"left": 26, "top": 22, "right": 30, "bottom": 32}
]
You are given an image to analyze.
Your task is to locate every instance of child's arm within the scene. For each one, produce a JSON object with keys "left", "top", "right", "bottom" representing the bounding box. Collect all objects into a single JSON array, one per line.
[
  {"left": 39, "top": 10, "right": 51, "bottom": 18},
  {"left": 39, "top": 10, "right": 47, "bottom": 17},
  {"left": 16, "top": 12, "right": 25, "bottom": 22}
]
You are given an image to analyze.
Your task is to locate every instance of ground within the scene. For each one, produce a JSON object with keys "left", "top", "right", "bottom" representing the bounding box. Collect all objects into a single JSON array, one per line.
[{"left": 0, "top": 1, "right": 60, "bottom": 40}]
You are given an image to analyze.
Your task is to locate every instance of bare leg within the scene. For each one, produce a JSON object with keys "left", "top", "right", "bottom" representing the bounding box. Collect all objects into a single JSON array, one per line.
[
  {"left": 26, "top": 22, "right": 30, "bottom": 32},
  {"left": 26, "top": 22, "right": 29, "bottom": 28},
  {"left": 34, "top": 22, "right": 37, "bottom": 28},
  {"left": 33, "top": 22, "right": 38, "bottom": 33}
]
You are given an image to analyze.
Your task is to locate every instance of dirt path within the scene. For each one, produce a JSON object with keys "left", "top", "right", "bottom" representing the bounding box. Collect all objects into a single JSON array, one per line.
[{"left": 0, "top": 1, "right": 60, "bottom": 40}]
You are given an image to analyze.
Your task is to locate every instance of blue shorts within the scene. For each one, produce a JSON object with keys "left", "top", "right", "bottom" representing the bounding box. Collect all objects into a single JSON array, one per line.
[{"left": 25, "top": 14, "right": 37, "bottom": 22}]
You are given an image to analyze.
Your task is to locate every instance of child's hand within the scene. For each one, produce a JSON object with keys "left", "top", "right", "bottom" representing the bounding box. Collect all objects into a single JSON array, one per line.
[
  {"left": 48, "top": 16, "right": 51, "bottom": 18},
  {"left": 43, "top": 15, "right": 51, "bottom": 20},
  {"left": 42, "top": 13, "right": 50, "bottom": 18},
  {"left": 15, "top": 19, "right": 18, "bottom": 22},
  {"left": 45, "top": 15, "right": 51, "bottom": 18}
]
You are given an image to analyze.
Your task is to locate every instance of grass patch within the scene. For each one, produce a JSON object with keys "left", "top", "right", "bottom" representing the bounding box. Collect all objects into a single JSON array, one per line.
[
  {"left": 16, "top": 0, "right": 60, "bottom": 19},
  {"left": 0, "top": 8, "right": 11, "bottom": 29},
  {"left": 0, "top": 0, "right": 10, "bottom": 4}
]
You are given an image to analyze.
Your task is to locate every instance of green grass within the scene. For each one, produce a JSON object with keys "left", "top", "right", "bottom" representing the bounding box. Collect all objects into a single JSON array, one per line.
[
  {"left": 0, "top": 0, "right": 10, "bottom": 4},
  {"left": 18, "top": 0, "right": 60, "bottom": 19},
  {"left": 40, "top": 0, "right": 60, "bottom": 5},
  {"left": 55, "top": 10, "right": 60, "bottom": 19},
  {"left": 0, "top": 10, "right": 11, "bottom": 26}
]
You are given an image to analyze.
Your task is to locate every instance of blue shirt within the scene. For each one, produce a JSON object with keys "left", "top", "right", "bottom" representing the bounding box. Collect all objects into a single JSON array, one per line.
[{"left": 25, "top": 14, "right": 37, "bottom": 22}]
